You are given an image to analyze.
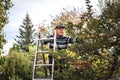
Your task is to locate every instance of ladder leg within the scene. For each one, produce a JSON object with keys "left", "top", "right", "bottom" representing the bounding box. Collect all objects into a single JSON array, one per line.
[
  {"left": 32, "top": 39, "right": 39, "bottom": 80},
  {"left": 51, "top": 58, "right": 54, "bottom": 79},
  {"left": 32, "top": 52, "right": 38, "bottom": 79}
]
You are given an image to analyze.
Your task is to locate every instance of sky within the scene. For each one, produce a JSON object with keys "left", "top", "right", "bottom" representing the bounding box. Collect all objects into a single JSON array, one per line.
[{"left": 2, "top": 0, "right": 99, "bottom": 55}]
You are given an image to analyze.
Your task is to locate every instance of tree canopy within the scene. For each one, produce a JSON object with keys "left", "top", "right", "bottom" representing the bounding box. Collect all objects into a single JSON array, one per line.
[
  {"left": 0, "top": 0, "right": 13, "bottom": 54},
  {"left": 1, "top": 0, "right": 120, "bottom": 80}
]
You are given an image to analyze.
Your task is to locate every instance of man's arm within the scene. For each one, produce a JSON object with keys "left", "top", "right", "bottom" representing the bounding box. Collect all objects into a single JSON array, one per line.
[
  {"left": 76, "top": 38, "right": 84, "bottom": 44},
  {"left": 42, "top": 35, "right": 54, "bottom": 45},
  {"left": 67, "top": 37, "right": 76, "bottom": 43},
  {"left": 67, "top": 36, "right": 84, "bottom": 44}
]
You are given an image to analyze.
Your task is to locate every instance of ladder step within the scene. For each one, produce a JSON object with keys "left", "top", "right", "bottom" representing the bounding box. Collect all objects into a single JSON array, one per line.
[
  {"left": 37, "top": 51, "right": 49, "bottom": 53},
  {"left": 38, "top": 38, "right": 54, "bottom": 41},
  {"left": 35, "top": 64, "right": 53, "bottom": 66},
  {"left": 33, "top": 78, "right": 52, "bottom": 80}
]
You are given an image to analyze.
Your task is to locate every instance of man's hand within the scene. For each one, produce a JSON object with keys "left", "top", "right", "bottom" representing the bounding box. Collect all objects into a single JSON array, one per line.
[{"left": 76, "top": 38, "right": 84, "bottom": 44}]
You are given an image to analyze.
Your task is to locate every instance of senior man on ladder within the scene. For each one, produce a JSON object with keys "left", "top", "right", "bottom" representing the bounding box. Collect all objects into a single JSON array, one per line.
[{"left": 43, "top": 25, "right": 80, "bottom": 76}]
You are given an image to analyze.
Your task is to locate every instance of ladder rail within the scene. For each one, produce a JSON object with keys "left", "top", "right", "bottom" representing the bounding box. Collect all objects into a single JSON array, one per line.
[
  {"left": 32, "top": 37, "right": 39, "bottom": 80},
  {"left": 53, "top": 30, "right": 56, "bottom": 52},
  {"left": 51, "top": 30, "right": 56, "bottom": 79}
]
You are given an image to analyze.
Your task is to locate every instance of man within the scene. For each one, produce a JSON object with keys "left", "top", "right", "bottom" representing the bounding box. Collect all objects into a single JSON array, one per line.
[
  {"left": 43, "top": 25, "right": 80, "bottom": 75},
  {"left": 44, "top": 25, "right": 77, "bottom": 49}
]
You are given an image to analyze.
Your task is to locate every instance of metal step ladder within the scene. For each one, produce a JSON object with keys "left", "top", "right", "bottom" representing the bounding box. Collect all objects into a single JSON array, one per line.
[{"left": 32, "top": 30, "right": 56, "bottom": 80}]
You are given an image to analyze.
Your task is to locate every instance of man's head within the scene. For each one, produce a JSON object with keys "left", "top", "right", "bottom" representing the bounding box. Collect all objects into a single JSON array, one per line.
[{"left": 55, "top": 25, "right": 65, "bottom": 36}]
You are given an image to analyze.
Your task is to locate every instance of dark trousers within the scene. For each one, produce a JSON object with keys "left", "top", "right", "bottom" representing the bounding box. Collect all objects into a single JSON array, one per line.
[
  {"left": 48, "top": 55, "right": 53, "bottom": 76},
  {"left": 59, "top": 58, "right": 64, "bottom": 73}
]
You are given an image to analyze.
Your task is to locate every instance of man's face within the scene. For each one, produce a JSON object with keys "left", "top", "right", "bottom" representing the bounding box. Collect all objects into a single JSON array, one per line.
[{"left": 56, "top": 28, "right": 64, "bottom": 36}]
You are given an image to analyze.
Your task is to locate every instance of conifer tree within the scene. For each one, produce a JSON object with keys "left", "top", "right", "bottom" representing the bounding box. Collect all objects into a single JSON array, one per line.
[{"left": 14, "top": 13, "right": 35, "bottom": 52}]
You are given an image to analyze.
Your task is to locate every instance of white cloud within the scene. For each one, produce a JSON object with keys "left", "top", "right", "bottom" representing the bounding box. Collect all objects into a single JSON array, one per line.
[{"left": 2, "top": 39, "right": 14, "bottom": 55}]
